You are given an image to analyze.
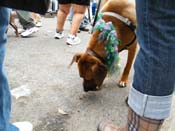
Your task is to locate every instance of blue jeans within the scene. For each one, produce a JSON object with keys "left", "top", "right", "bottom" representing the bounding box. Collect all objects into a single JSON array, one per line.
[
  {"left": 128, "top": 0, "right": 175, "bottom": 120},
  {"left": 91, "top": 2, "right": 97, "bottom": 17},
  {"left": 0, "top": 7, "right": 19, "bottom": 131}
]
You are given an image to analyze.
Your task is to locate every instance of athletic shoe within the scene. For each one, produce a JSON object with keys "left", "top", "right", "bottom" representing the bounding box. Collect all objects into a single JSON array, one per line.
[
  {"left": 54, "top": 31, "right": 64, "bottom": 39},
  {"left": 35, "top": 21, "right": 42, "bottom": 27},
  {"left": 16, "top": 28, "right": 24, "bottom": 34},
  {"left": 79, "top": 27, "right": 89, "bottom": 32},
  {"left": 13, "top": 121, "right": 33, "bottom": 131},
  {"left": 66, "top": 34, "right": 81, "bottom": 45},
  {"left": 21, "top": 27, "right": 39, "bottom": 37}
]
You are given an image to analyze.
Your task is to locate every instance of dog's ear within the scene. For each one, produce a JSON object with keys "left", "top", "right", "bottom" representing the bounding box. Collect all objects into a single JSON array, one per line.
[
  {"left": 92, "top": 61, "right": 107, "bottom": 87},
  {"left": 69, "top": 53, "right": 82, "bottom": 67}
]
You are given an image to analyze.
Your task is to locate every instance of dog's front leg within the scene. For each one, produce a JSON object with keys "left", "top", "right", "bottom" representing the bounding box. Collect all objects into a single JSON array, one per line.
[{"left": 118, "top": 42, "right": 137, "bottom": 87}]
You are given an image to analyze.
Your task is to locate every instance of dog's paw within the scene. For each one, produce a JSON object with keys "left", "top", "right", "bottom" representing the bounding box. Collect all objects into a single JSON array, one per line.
[{"left": 118, "top": 81, "right": 127, "bottom": 88}]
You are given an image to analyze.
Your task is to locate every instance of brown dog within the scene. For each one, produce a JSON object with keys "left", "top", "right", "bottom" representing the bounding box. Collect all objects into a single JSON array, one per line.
[{"left": 71, "top": 0, "right": 137, "bottom": 92}]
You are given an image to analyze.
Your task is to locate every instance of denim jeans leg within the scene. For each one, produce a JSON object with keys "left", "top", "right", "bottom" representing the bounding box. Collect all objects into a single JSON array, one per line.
[
  {"left": 128, "top": 0, "right": 175, "bottom": 120},
  {"left": 0, "top": 7, "right": 11, "bottom": 131},
  {"left": 0, "top": 7, "right": 19, "bottom": 131}
]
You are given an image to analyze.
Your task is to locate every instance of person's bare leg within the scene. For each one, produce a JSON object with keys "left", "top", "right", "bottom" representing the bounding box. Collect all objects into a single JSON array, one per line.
[
  {"left": 56, "top": 4, "right": 71, "bottom": 32},
  {"left": 70, "top": 4, "right": 87, "bottom": 35},
  {"left": 31, "top": 13, "right": 40, "bottom": 22}
]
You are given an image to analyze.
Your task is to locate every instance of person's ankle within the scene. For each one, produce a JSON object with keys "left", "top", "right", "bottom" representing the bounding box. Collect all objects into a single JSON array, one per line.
[{"left": 56, "top": 29, "right": 63, "bottom": 33}]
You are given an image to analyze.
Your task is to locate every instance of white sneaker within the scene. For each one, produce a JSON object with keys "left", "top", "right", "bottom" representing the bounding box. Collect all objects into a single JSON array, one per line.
[
  {"left": 17, "top": 28, "right": 24, "bottom": 34},
  {"left": 66, "top": 34, "right": 81, "bottom": 45},
  {"left": 35, "top": 21, "right": 42, "bottom": 27},
  {"left": 21, "top": 27, "right": 39, "bottom": 37},
  {"left": 13, "top": 121, "right": 33, "bottom": 131},
  {"left": 54, "top": 31, "right": 64, "bottom": 39}
]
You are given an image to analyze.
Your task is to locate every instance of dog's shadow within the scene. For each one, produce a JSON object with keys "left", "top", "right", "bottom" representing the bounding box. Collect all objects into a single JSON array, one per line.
[
  {"left": 78, "top": 81, "right": 129, "bottom": 107},
  {"left": 79, "top": 92, "right": 102, "bottom": 104}
]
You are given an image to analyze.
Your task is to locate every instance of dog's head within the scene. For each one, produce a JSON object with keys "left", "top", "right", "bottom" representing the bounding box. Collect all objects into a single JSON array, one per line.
[{"left": 70, "top": 53, "right": 107, "bottom": 92}]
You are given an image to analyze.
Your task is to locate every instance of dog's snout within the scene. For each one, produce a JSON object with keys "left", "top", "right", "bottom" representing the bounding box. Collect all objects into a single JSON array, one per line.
[{"left": 83, "top": 79, "right": 99, "bottom": 92}]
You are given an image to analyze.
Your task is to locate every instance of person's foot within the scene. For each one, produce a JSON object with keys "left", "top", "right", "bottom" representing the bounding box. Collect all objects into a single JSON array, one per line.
[
  {"left": 8, "top": 121, "right": 33, "bottom": 131},
  {"left": 97, "top": 121, "right": 127, "bottom": 131},
  {"left": 79, "top": 27, "right": 89, "bottom": 32},
  {"left": 21, "top": 27, "right": 39, "bottom": 37},
  {"left": 77, "top": 29, "right": 81, "bottom": 33},
  {"left": 66, "top": 34, "right": 81, "bottom": 46},
  {"left": 17, "top": 28, "right": 24, "bottom": 34},
  {"left": 54, "top": 31, "right": 64, "bottom": 39},
  {"left": 35, "top": 21, "right": 42, "bottom": 27}
]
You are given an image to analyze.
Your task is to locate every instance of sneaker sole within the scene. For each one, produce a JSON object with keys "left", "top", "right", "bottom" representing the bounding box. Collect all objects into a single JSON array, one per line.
[
  {"left": 54, "top": 36, "right": 64, "bottom": 39},
  {"left": 21, "top": 30, "right": 38, "bottom": 38},
  {"left": 66, "top": 42, "right": 80, "bottom": 46},
  {"left": 13, "top": 121, "right": 33, "bottom": 131}
]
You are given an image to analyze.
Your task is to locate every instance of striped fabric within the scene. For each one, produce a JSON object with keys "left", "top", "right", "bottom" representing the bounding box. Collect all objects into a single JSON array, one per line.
[
  {"left": 97, "top": 108, "right": 164, "bottom": 131},
  {"left": 127, "top": 108, "right": 164, "bottom": 131}
]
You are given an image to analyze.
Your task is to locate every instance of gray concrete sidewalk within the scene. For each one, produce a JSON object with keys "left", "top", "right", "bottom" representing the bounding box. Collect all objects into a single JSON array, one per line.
[{"left": 6, "top": 17, "right": 174, "bottom": 131}]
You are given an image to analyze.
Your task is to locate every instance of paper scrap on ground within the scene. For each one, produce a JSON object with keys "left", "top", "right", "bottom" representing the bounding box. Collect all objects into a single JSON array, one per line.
[
  {"left": 11, "top": 85, "right": 31, "bottom": 99},
  {"left": 58, "top": 108, "right": 68, "bottom": 115}
]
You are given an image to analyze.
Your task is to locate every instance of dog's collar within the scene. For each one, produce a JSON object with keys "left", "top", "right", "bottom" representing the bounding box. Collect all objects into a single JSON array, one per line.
[
  {"left": 86, "top": 49, "right": 106, "bottom": 64},
  {"left": 103, "top": 11, "right": 136, "bottom": 31}
]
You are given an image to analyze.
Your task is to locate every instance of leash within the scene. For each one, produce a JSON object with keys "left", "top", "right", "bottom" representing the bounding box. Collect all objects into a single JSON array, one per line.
[{"left": 87, "top": 6, "right": 91, "bottom": 23}]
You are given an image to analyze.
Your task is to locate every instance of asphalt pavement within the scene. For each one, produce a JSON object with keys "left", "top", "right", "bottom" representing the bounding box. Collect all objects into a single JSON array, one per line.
[{"left": 6, "top": 16, "right": 175, "bottom": 131}]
